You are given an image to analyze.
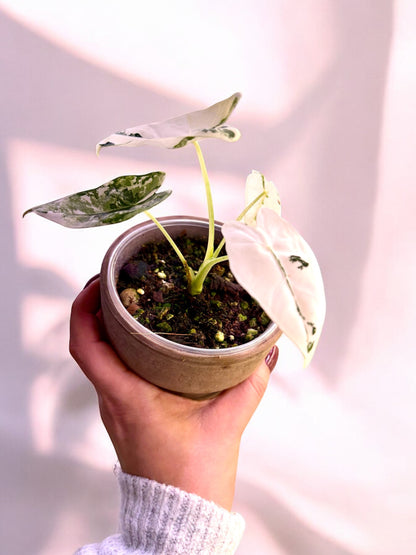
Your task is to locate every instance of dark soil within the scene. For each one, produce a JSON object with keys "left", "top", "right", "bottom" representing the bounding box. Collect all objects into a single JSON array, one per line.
[{"left": 117, "top": 233, "right": 270, "bottom": 349}]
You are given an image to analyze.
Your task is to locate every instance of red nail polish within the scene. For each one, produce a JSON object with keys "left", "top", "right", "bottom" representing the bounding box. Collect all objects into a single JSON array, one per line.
[{"left": 265, "top": 345, "right": 279, "bottom": 371}]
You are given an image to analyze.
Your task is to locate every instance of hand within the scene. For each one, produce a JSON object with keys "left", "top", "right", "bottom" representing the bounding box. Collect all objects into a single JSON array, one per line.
[{"left": 69, "top": 278, "right": 278, "bottom": 510}]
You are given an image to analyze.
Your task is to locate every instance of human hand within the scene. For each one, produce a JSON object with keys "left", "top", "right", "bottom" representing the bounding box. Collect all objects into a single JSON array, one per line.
[{"left": 69, "top": 278, "right": 278, "bottom": 510}]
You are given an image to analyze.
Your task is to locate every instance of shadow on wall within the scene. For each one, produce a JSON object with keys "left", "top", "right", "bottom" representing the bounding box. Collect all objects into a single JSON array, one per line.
[
  {"left": 1, "top": 3, "right": 395, "bottom": 382},
  {"left": 256, "top": 1, "right": 394, "bottom": 381},
  {"left": 0, "top": 10, "right": 202, "bottom": 553},
  {"left": 0, "top": 3, "right": 393, "bottom": 552},
  {"left": 303, "top": 1, "right": 394, "bottom": 380},
  {"left": 237, "top": 479, "right": 357, "bottom": 555}
]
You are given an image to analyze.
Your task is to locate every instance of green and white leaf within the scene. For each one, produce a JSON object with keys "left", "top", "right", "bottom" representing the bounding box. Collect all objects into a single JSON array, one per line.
[
  {"left": 96, "top": 92, "right": 242, "bottom": 153},
  {"left": 222, "top": 207, "right": 326, "bottom": 366},
  {"left": 243, "top": 170, "right": 281, "bottom": 226},
  {"left": 23, "top": 172, "right": 170, "bottom": 228}
]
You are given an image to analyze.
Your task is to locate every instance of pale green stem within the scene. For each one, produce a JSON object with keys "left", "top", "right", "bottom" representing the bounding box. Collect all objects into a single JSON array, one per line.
[
  {"left": 144, "top": 211, "right": 195, "bottom": 286},
  {"left": 212, "top": 191, "right": 267, "bottom": 258},
  {"left": 236, "top": 190, "right": 267, "bottom": 222},
  {"left": 189, "top": 255, "right": 229, "bottom": 296},
  {"left": 193, "top": 141, "right": 215, "bottom": 259}
]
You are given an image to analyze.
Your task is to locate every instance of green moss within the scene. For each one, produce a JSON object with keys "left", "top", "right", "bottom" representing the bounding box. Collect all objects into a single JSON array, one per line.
[{"left": 157, "top": 321, "right": 172, "bottom": 333}]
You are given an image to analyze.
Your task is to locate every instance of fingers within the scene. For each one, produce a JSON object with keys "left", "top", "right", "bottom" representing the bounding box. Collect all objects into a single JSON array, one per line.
[
  {"left": 245, "top": 347, "right": 278, "bottom": 402},
  {"left": 70, "top": 278, "right": 101, "bottom": 345},
  {"left": 83, "top": 273, "right": 100, "bottom": 290},
  {"left": 211, "top": 345, "right": 279, "bottom": 433},
  {"left": 69, "top": 278, "right": 130, "bottom": 390},
  {"left": 70, "top": 277, "right": 279, "bottom": 424}
]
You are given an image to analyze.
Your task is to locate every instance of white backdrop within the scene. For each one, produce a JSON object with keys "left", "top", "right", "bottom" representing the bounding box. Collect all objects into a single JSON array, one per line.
[{"left": 1, "top": 1, "right": 415, "bottom": 554}]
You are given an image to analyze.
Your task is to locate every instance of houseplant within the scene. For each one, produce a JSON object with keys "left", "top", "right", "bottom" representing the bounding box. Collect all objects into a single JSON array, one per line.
[{"left": 24, "top": 93, "right": 326, "bottom": 398}]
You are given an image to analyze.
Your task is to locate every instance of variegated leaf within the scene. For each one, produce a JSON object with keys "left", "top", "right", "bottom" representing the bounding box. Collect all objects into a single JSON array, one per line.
[
  {"left": 23, "top": 173, "right": 170, "bottom": 228},
  {"left": 97, "top": 92, "right": 241, "bottom": 153},
  {"left": 243, "top": 170, "right": 281, "bottom": 226},
  {"left": 222, "top": 207, "right": 326, "bottom": 366}
]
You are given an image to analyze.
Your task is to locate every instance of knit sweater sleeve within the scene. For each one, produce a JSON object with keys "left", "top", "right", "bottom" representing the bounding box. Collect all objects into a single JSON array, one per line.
[{"left": 74, "top": 465, "right": 245, "bottom": 555}]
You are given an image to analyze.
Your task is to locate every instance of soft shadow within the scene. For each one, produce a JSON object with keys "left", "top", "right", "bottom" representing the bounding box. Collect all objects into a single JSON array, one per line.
[
  {"left": 239, "top": 2, "right": 394, "bottom": 381},
  {"left": 0, "top": 3, "right": 395, "bottom": 552},
  {"left": 1, "top": 435, "right": 119, "bottom": 554},
  {"left": 237, "top": 480, "right": 358, "bottom": 555},
  {"left": 0, "top": 9, "right": 203, "bottom": 553}
]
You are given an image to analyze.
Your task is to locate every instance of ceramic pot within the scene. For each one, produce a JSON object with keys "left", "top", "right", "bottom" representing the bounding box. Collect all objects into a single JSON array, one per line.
[{"left": 100, "top": 216, "right": 281, "bottom": 399}]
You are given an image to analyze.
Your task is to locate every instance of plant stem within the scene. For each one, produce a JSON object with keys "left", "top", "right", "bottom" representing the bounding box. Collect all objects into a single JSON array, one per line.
[
  {"left": 212, "top": 191, "right": 267, "bottom": 258},
  {"left": 193, "top": 141, "right": 215, "bottom": 259},
  {"left": 236, "top": 190, "right": 267, "bottom": 222},
  {"left": 146, "top": 163, "right": 268, "bottom": 297},
  {"left": 144, "top": 211, "right": 195, "bottom": 286},
  {"left": 189, "top": 255, "right": 229, "bottom": 295}
]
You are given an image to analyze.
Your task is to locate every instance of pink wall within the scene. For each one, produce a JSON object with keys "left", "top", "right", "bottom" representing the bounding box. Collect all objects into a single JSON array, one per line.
[{"left": 1, "top": 2, "right": 415, "bottom": 553}]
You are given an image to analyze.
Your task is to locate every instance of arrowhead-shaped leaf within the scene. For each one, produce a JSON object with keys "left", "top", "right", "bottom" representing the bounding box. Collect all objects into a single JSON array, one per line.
[
  {"left": 23, "top": 172, "right": 170, "bottom": 228},
  {"left": 222, "top": 207, "right": 326, "bottom": 366},
  {"left": 97, "top": 92, "right": 241, "bottom": 152},
  {"left": 243, "top": 170, "right": 281, "bottom": 226}
]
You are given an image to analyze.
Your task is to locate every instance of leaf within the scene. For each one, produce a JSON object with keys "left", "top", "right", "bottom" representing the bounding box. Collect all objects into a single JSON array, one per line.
[
  {"left": 222, "top": 207, "right": 326, "bottom": 366},
  {"left": 243, "top": 170, "right": 281, "bottom": 226},
  {"left": 96, "top": 92, "right": 242, "bottom": 153},
  {"left": 23, "top": 172, "right": 170, "bottom": 228}
]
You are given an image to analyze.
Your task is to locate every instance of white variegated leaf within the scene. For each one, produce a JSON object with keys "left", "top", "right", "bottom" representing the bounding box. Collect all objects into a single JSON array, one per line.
[
  {"left": 222, "top": 207, "right": 326, "bottom": 366},
  {"left": 97, "top": 92, "right": 241, "bottom": 153},
  {"left": 243, "top": 170, "right": 281, "bottom": 226},
  {"left": 23, "top": 173, "right": 170, "bottom": 228}
]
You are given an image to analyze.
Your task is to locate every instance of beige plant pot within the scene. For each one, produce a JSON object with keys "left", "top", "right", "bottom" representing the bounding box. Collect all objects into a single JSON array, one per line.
[{"left": 100, "top": 216, "right": 281, "bottom": 399}]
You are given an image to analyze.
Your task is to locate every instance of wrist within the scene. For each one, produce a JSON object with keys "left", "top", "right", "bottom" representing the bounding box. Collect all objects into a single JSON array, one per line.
[
  {"left": 116, "top": 465, "right": 245, "bottom": 553},
  {"left": 118, "top": 440, "right": 240, "bottom": 511}
]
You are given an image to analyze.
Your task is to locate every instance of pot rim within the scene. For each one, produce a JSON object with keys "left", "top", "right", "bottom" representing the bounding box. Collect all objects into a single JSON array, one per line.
[{"left": 102, "top": 215, "right": 280, "bottom": 358}]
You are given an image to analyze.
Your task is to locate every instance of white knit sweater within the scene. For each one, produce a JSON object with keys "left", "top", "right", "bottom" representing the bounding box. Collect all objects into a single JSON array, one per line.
[{"left": 75, "top": 466, "right": 245, "bottom": 554}]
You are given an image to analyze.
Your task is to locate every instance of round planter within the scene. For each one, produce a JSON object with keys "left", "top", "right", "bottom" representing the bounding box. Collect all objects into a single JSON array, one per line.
[{"left": 100, "top": 216, "right": 281, "bottom": 399}]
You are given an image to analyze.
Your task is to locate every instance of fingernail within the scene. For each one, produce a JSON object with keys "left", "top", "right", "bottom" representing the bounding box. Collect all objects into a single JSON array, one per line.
[
  {"left": 265, "top": 345, "right": 279, "bottom": 372},
  {"left": 83, "top": 274, "right": 100, "bottom": 289}
]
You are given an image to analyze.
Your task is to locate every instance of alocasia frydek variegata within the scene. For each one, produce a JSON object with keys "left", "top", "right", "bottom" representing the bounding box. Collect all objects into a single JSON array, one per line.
[{"left": 24, "top": 93, "right": 326, "bottom": 365}]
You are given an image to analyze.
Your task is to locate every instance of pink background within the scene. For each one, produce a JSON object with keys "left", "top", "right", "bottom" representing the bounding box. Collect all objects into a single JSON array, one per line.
[{"left": 1, "top": 1, "right": 415, "bottom": 553}]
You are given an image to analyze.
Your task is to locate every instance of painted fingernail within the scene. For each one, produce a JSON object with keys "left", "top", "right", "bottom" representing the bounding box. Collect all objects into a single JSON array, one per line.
[
  {"left": 83, "top": 274, "right": 100, "bottom": 289},
  {"left": 265, "top": 345, "right": 279, "bottom": 372}
]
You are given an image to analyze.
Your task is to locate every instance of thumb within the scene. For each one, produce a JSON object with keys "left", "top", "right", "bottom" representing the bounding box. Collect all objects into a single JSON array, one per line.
[{"left": 215, "top": 345, "right": 279, "bottom": 431}]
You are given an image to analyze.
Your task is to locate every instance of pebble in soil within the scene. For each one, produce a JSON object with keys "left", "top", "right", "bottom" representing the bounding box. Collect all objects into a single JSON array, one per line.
[{"left": 117, "top": 233, "right": 270, "bottom": 349}]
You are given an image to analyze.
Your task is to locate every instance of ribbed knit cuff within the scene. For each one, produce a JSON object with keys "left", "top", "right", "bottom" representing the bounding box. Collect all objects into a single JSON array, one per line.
[{"left": 116, "top": 465, "right": 245, "bottom": 554}]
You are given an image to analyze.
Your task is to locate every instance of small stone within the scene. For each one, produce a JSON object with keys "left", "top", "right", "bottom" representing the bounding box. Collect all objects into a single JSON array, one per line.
[
  {"left": 152, "top": 290, "right": 164, "bottom": 303},
  {"left": 120, "top": 288, "right": 139, "bottom": 307},
  {"left": 120, "top": 260, "right": 148, "bottom": 280},
  {"left": 127, "top": 302, "right": 139, "bottom": 315},
  {"left": 161, "top": 281, "right": 174, "bottom": 293},
  {"left": 215, "top": 331, "right": 225, "bottom": 343}
]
